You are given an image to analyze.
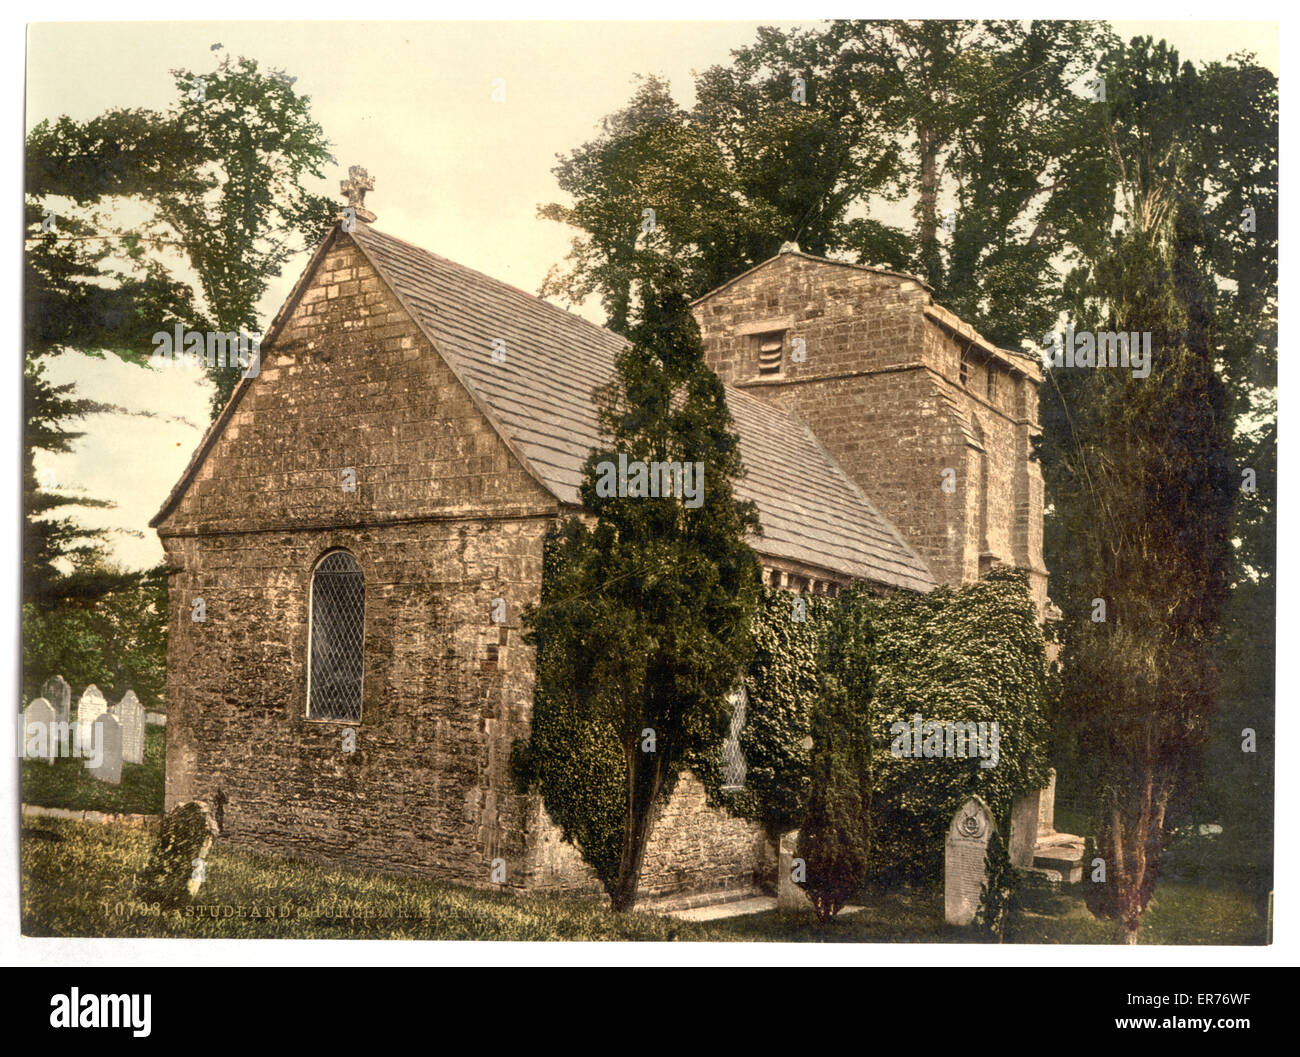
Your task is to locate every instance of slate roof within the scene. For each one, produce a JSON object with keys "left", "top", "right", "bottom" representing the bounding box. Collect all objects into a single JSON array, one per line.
[
  {"left": 153, "top": 222, "right": 935, "bottom": 593},
  {"left": 349, "top": 225, "right": 934, "bottom": 593}
]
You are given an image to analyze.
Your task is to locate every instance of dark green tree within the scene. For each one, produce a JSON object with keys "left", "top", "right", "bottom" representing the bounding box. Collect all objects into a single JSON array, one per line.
[
  {"left": 517, "top": 264, "right": 762, "bottom": 910},
  {"left": 796, "top": 586, "right": 875, "bottom": 922},
  {"left": 1041, "top": 42, "right": 1240, "bottom": 937}
]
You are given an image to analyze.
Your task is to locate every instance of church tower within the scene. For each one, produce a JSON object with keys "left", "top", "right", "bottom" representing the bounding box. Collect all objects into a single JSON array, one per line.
[{"left": 692, "top": 245, "right": 1048, "bottom": 609}]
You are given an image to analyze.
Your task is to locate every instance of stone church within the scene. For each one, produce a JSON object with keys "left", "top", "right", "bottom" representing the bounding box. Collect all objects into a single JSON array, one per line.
[{"left": 152, "top": 176, "right": 1048, "bottom": 902}]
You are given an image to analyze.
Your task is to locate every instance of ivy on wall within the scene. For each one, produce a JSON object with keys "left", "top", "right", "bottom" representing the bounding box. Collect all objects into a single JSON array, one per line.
[{"left": 702, "top": 568, "right": 1053, "bottom": 887}]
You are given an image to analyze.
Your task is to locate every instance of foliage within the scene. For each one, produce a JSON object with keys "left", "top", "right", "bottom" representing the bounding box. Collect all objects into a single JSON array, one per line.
[
  {"left": 713, "top": 569, "right": 1052, "bottom": 893},
  {"left": 22, "top": 565, "right": 168, "bottom": 713},
  {"left": 1041, "top": 40, "right": 1241, "bottom": 941},
  {"left": 22, "top": 358, "right": 126, "bottom": 607},
  {"left": 796, "top": 586, "right": 875, "bottom": 921},
  {"left": 541, "top": 20, "right": 1116, "bottom": 348},
  {"left": 709, "top": 585, "right": 824, "bottom": 835},
  {"left": 25, "top": 53, "right": 336, "bottom": 415},
  {"left": 515, "top": 264, "right": 762, "bottom": 909},
  {"left": 974, "top": 825, "right": 1020, "bottom": 941},
  {"left": 868, "top": 568, "right": 1052, "bottom": 882}
]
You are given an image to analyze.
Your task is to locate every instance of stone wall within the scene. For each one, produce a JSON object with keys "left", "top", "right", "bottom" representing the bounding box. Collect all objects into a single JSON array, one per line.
[{"left": 159, "top": 231, "right": 767, "bottom": 901}]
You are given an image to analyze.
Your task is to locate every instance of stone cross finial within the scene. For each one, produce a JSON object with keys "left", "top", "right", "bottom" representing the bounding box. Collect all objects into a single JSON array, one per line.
[{"left": 340, "top": 165, "right": 376, "bottom": 224}]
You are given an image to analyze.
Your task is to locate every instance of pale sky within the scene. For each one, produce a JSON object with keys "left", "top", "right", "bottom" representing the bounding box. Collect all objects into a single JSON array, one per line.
[{"left": 25, "top": 20, "right": 1279, "bottom": 571}]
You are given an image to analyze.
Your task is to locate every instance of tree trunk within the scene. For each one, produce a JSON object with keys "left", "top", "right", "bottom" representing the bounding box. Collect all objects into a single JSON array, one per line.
[{"left": 610, "top": 751, "right": 664, "bottom": 912}]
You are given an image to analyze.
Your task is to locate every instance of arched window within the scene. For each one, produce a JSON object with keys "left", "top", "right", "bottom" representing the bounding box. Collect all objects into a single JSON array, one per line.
[{"left": 308, "top": 550, "right": 365, "bottom": 720}]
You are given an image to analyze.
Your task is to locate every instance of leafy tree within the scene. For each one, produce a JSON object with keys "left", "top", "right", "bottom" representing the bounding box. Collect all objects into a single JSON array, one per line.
[
  {"left": 542, "top": 20, "right": 1116, "bottom": 349},
  {"left": 820, "top": 20, "right": 1116, "bottom": 346},
  {"left": 1042, "top": 42, "right": 1239, "bottom": 939},
  {"left": 517, "top": 264, "right": 761, "bottom": 910},
  {"left": 22, "top": 565, "right": 168, "bottom": 711},
  {"left": 26, "top": 53, "right": 335, "bottom": 415},
  {"left": 539, "top": 75, "right": 805, "bottom": 333}
]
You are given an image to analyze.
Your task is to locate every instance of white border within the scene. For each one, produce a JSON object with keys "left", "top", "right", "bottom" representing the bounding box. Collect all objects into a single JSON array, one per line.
[{"left": 4, "top": 2, "right": 1291, "bottom": 969}]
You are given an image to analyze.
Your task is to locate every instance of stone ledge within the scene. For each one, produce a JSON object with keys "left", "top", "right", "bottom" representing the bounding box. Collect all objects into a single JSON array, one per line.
[{"left": 21, "top": 803, "right": 158, "bottom": 828}]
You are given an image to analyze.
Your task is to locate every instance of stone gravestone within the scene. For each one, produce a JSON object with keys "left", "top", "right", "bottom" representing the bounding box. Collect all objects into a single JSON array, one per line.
[
  {"left": 77, "top": 684, "right": 108, "bottom": 745},
  {"left": 945, "top": 796, "right": 994, "bottom": 926},
  {"left": 42, "top": 675, "right": 71, "bottom": 727},
  {"left": 777, "top": 830, "right": 811, "bottom": 910},
  {"left": 1037, "top": 767, "right": 1057, "bottom": 839},
  {"left": 115, "top": 691, "right": 146, "bottom": 765},
  {"left": 1009, "top": 768, "right": 1059, "bottom": 868},
  {"left": 1009, "top": 787, "right": 1041, "bottom": 868},
  {"left": 140, "top": 802, "right": 220, "bottom": 902},
  {"left": 88, "top": 713, "right": 122, "bottom": 785},
  {"left": 22, "top": 698, "right": 56, "bottom": 764}
]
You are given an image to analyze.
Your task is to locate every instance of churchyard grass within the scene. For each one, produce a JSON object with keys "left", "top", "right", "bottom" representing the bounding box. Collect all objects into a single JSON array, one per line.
[
  {"left": 21, "top": 815, "right": 1265, "bottom": 943},
  {"left": 20, "top": 725, "right": 165, "bottom": 816}
]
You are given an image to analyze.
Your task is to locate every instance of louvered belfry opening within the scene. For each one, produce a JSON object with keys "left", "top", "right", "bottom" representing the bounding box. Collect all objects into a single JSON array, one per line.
[
  {"left": 756, "top": 331, "right": 784, "bottom": 376},
  {"left": 308, "top": 550, "right": 365, "bottom": 720}
]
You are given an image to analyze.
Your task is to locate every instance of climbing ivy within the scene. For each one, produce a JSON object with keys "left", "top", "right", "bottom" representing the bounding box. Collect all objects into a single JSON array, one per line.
[
  {"left": 867, "top": 568, "right": 1053, "bottom": 882},
  {"left": 701, "top": 586, "right": 826, "bottom": 835},
  {"left": 706, "top": 568, "right": 1053, "bottom": 888}
]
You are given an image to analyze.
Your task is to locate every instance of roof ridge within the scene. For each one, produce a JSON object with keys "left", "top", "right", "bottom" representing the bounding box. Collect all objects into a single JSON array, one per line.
[
  {"left": 155, "top": 219, "right": 937, "bottom": 593},
  {"left": 354, "top": 224, "right": 629, "bottom": 348},
  {"left": 691, "top": 250, "right": 934, "bottom": 306}
]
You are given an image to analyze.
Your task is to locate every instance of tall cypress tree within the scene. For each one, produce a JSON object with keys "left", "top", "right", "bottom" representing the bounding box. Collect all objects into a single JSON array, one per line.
[
  {"left": 518, "top": 262, "right": 761, "bottom": 911},
  {"left": 1042, "top": 100, "right": 1236, "bottom": 940}
]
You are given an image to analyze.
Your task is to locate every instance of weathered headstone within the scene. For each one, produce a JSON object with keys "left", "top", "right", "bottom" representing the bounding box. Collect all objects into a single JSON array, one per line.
[
  {"left": 115, "top": 690, "right": 146, "bottom": 765},
  {"left": 945, "top": 796, "right": 994, "bottom": 926},
  {"left": 1036, "top": 767, "right": 1057, "bottom": 839},
  {"left": 76, "top": 684, "right": 108, "bottom": 745},
  {"left": 22, "top": 698, "right": 56, "bottom": 764},
  {"left": 1009, "top": 789, "right": 1041, "bottom": 868},
  {"left": 777, "top": 830, "right": 810, "bottom": 911},
  {"left": 140, "top": 801, "right": 220, "bottom": 902},
  {"left": 1008, "top": 767, "right": 1059, "bottom": 868},
  {"left": 42, "top": 675, "right": 71, "bottom": 727},
  {"left": 88, "top": 713, "right": 122, "bottom": 785}
]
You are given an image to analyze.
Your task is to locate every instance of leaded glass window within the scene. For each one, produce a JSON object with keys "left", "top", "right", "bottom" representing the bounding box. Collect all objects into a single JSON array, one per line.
[
  {"left": 721, "top": 685, "right": 748, "bottom": 791},
  {"left": 308, "top": 551, "right": 365, "bottom": 720}
]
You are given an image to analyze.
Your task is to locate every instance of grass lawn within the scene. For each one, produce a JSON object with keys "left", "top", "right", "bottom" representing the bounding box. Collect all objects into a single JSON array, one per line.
[
  {"left": 20, "top": 816, "right": 1267, "bottom": 943},
  {"left": 20, "top": 726, "right": 165, "bottom": 816}
]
